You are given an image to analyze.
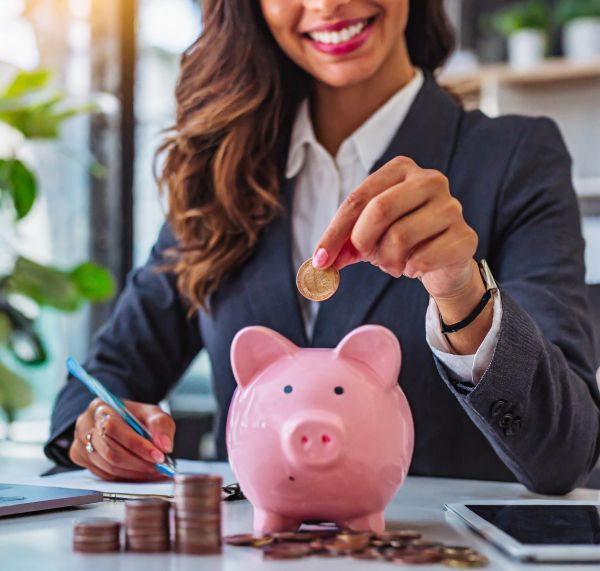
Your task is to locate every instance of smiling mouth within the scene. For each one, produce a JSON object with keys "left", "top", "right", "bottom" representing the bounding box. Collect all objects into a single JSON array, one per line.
[{"left": 303, "top": 16, "right": 377, "bottom": 46}]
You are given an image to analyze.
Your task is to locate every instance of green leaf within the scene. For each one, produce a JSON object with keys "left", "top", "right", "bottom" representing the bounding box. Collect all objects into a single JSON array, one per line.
[
  {"left": 70, "top": 262, "right": 116, "bottom": 302},
  {"left": 8, "top": 257, "right": 82, "bottom": 312},
  {"left": 0, "top": 361, "right": 33, "bottom": 419},
  {"left": 89, "top": 158, "right": 107, "bottom": 180},
  {"left": 556, "top": 0, "right": 600, "bottom": 23},
  {"left": 2, "top": 70, "right": 52, "bottom": 98},
  {"left": 0, "top": 98, "right": 98, "bottom": 139},
  {"left": 0, "top": 159, "right": 37, "bottom": 220},
  {"left": 9, "top": 327, "right": 47, "bottom": 366},
  {"left": 0, "top": 95, "right": 63, "bottom": 138},
  {"left": 0, "top": 301, "right": 47, "bottom": 365},
  {"left": 490, "top": 1, "right": 550, "bottom": 35},
  {"left": 0, "top": 312, "right": 10, "bottom": 345}
]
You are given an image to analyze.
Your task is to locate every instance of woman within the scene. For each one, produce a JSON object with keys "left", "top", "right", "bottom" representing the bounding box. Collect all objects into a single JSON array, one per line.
[{"left": 46, "top": 0, "right": 599, "bottom": 492}]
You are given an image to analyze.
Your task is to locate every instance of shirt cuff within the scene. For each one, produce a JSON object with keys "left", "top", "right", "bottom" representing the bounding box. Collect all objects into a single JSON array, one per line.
[{"left": 425, "top": 290, "right": 503, "bottom": 384}]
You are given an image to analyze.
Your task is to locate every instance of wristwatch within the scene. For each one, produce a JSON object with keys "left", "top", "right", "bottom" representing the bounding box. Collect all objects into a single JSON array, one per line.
[{"left": 440, "top": 260, "right": 498, "bottom": 335}]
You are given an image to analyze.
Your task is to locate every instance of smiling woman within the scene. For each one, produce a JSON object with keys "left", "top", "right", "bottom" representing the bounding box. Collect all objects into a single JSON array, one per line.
[
  {"left": 46, "top": 0, "right": 600, "bottom": 498},
  {"left": 158, "top": 0, "right": 454, "bottom": 312}
]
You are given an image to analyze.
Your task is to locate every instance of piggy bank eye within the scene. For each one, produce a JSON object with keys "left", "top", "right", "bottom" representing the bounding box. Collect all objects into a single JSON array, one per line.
[
  {"left": 283, "top": 385, "right": 293, "bottom": 394},
  {"left": 334, "top": 386, "right": 344, "bottom": 395}
]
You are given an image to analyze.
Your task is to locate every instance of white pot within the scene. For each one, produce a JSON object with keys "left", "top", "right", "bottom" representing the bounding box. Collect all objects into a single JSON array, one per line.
[
  {"left": 508, "top": 29, "right": 546, "bottom": 70},
  {"left": 564, "top": 17, "right": 600, "bottom": 62}
]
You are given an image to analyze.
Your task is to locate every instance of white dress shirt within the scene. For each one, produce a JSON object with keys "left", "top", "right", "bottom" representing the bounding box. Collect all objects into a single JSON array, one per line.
[{"left": 285, "top": 69, "right": 502, "bottom": 384}]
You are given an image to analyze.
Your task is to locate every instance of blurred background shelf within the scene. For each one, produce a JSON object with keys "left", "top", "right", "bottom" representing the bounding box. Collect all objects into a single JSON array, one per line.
[{"left": 440, "top": 57, "right": 600, "bottom": 200}]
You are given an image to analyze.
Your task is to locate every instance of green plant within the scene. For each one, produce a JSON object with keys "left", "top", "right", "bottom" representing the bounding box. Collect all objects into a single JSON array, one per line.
[
  {"left": 0, "top": 69, "right": 115, "bottom": 424},
  {"left": 491, "top": 1, "right": 550, "bottom": 36},
  {"left": 556, "top": 0, "right": 600, "bottom": 24}
]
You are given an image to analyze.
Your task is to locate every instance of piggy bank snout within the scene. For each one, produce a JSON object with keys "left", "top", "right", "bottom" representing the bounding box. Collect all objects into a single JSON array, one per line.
[{"left": 282, "top": 413, "right": 345, "bottom": 469}]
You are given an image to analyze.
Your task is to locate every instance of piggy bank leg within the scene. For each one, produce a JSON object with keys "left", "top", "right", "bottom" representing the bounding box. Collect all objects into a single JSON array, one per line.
[
  {"left": 339, "top": 511, "right": 385, "bottom": 534},
  {"left": 253, "top": 509, "right": 301, "bottom": 534}
]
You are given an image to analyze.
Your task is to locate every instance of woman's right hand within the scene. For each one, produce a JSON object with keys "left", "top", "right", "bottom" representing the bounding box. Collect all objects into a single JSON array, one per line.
[{"left": 69, "top": 398, "right": 176, "bottom": 481}]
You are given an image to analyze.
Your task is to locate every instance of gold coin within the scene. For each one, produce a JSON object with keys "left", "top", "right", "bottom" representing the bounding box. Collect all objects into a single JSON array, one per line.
[
  {"left": 296, "top": 258, "right": 340, "bottom": 302},
  {"left": 443, "top": 554, "right": 490, "bottom": 568}
]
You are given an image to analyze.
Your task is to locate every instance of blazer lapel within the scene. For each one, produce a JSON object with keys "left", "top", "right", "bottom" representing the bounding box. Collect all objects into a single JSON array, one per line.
[
  {"left": 311, "top": 76, "right": 464, "bottom": 348},
  {"left": 242, "top": 176, "right": 308, "bottom": 347}
]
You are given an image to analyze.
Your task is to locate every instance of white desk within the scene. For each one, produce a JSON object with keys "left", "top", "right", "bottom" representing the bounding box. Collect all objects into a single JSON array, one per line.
[{"left": 2, "top": 450, "right": 600, "bottom": 571}]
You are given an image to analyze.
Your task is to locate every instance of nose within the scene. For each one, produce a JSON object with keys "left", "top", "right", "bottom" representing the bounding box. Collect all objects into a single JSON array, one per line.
[
  {"left": 303, "top": 0, "right": 351, "bottom": 15},
  {"left": 282, "top": 414, "right": 344, "bottom": 469}
]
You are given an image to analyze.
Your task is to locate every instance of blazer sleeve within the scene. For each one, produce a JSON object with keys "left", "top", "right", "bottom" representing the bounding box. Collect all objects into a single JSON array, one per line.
[
  {"left": 436, "top": 117, "right": 600, "bottom": 494},
  {"left": 44, "top": 223, "right": 203, "bottom": 466}
]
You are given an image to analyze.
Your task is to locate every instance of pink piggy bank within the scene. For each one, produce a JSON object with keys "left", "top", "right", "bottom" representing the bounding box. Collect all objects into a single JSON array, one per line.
[{"left": 226, "top": 324, "right": 414, "bottom": 535}]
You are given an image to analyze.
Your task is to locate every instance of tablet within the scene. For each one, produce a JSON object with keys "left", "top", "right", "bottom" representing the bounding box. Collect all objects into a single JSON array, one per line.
[{"left": 445, "top": 501, "right": 600, "bottom": 562}]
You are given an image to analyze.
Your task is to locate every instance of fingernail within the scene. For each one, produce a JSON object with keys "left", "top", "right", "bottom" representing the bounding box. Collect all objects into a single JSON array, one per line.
[
  {"left": 152, "top": 449, "right": 165, "bottom": 463},
  {"left": 158, "top": 435, "right": 172, "bottom": 453},
  {"left": 313, "top": 248, "right": 328, "bottom": 269}
]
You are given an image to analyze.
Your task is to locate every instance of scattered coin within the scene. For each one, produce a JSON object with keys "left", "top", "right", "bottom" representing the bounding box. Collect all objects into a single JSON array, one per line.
[
  {"left": 296, "top": 258, "right": 340, "bottom": 302},
  {"left": 327, "top": 532, "right": 370, "bottom": 552},
  {"left": 443, "top": 546, "right": 477, "bottom": 557},
  {"left": 389, "top": 529, "right": 423, "bottom": 541},
  {"left": 251, "top": 536, "right": 275, "bottom": 547},
  {"left": 263, "top": 543, "right": 311, "bottom": 560},
  {"left": 223, "top": 527, "right": 489, "bottom": 567},
  {"left": 351, "top": 548, "right": 382, "bottom": 560},
  {"left": 271, "top": 531, "right": 320, "bottom": 542},
  {"left": 443, "top": 553, "right": 490, "bottom": 568},
  {"left": 223, "top": 534, "right": 256, "bottom": 547}
]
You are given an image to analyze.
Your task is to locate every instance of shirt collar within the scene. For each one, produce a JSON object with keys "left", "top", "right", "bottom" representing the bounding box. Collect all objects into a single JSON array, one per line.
[
  {"left": 285, "top": 68, "right": 424, "bottom": 179},
  {"left": 285, "top": 99, "right": 315, "bottom": 179}
]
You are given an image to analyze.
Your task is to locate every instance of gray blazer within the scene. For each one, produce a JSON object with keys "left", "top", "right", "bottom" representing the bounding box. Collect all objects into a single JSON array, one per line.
[{"left": 45, "top": 76, "right": 600, "bottom": 493}]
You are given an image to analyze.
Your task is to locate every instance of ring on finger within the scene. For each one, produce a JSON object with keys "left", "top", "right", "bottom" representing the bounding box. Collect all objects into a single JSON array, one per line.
[
  {"left": 94, "top": 404, "right": 108, "bottom": 421},
  {"left": 98, "top": 413, "right": 110, "bottom": 439},
  {"left": 85, "top": 432, "right": 94, "bottom": 454}
]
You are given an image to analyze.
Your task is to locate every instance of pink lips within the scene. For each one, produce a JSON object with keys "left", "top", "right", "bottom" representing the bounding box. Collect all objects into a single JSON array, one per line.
[{"left": 304, "top": 17, "right": 376, "bottom": 57}]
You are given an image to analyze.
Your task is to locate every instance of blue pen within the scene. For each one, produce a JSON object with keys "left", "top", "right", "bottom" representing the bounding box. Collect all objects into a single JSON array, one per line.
[{"left": 66, "top": 357, "right": 177, "bottom": 478}]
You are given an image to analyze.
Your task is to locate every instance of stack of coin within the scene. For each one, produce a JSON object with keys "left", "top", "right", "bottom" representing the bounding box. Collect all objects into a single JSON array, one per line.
[
  {"left": 173, "top": 473, "right": 222, "bottom": 555},
  {"left": 124, "top": 499, "right": 170, "bottom": 553},
  {"left": 73, "top": 518, "right": 121, "bottom": 554}
]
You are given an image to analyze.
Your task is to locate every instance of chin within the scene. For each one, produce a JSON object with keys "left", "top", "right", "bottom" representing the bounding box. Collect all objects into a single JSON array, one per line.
[{"left": 312, "top": 62, "right": 381, "bottom": 89}]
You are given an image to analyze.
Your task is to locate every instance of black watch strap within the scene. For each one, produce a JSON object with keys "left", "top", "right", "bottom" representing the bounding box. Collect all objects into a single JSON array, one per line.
[
  {"left": 440, "top": 289, "right": 493, "bottom": 334},
  {"left": 439, "top": 260, "right": 497, "bottom": 335}
]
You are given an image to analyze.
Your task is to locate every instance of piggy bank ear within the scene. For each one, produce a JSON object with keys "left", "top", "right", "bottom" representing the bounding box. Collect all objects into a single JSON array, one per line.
[
  {"left": 335, "top": 325, "right": 401, "bottom": 389},
  {"left": 231, "top": 326, "right": 299, "bottom": 389}
]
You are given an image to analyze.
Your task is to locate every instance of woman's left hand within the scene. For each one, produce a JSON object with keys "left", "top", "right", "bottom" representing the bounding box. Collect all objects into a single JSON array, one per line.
[{"left": 313, "top": 156, "right": 492, "bottom": 354}]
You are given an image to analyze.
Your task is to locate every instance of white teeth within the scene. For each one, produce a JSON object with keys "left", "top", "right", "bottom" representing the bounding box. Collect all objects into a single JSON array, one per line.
[{"left": 308, "top": 20, "right": 368, "bottom": 45}]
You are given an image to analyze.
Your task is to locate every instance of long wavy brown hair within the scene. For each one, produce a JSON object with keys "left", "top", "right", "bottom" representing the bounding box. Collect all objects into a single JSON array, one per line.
[{"left": 158, "top": 0, "right": 455, "bottom": 312}]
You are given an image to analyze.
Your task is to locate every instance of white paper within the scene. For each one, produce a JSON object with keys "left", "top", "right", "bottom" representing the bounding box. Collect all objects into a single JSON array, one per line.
[{"left": 11, "top": 460, "right": 236, "bottom": 499}]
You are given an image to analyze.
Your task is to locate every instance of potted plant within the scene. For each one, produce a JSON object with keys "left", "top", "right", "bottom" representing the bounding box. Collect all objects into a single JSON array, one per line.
[
  {"left": 0, "top": 69, "right": 115, "bottom": 431},
  {"left": 491, "top": 1, "right": 550, "bottom": 69},
  {"left": 557, "top": 0, "right": 600, "bottom": 61}
]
